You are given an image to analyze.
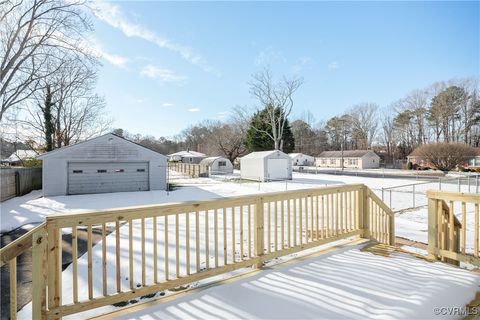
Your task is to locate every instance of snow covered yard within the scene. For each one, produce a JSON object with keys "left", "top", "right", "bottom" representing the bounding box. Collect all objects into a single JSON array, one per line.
[{"left": 101, "top": 243, "right": 480, "bottom": 320}]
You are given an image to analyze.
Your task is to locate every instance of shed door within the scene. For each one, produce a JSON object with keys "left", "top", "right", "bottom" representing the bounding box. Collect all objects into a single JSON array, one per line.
[
  {"left": 68, "top": 162, "right": 149, "bottom": 195},
  {"left": 267, "top": 159, "right": 289, "bottom": 180}
]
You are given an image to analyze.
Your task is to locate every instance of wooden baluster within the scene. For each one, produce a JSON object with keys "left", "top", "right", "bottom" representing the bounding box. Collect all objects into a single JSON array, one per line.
[
  {"left": 88, "top": 224, "right": 93, "bottom": 299},
  {"left": 315, "top": 195, "right": 319, "bottom": 240},
  {"left": 115, "top": 221, "right": 121, "bottom": 293},
  {"left": 248, "top": 205, "right": 252, "bottom": 258},
  {"left": 129, "top": 219, "right": 134, "bottom": 289},
  {"left": 175, "top": 213, "right": 180, "bottom": 278},
  {"left": 287, "top": 199, "right": 291, "bottom": 247},
  {"left": 310, "top": 196, "right": 314, "bottom": 241},
  {"left": 274, "top": 201, "right": 278, "bottom": 251},
  {"left": 72, "top": 226, "right": 79, "bottom": 302},
  {"left": 231, "top": 207, "right": 235, "bottom": 263},
  {"left": 449, "top": 201, "right": 454, "bottom": 252},
  {"left": 101, "top": 223, "right": 106, "bottom": 296},
  {"left": 186, "top": 212, "right": 190, "bottom": 275},
  {"left": 196, "top": 210, "right": 200, "bottom": 272},
  {"left": 335, "top": 193, "right": 339, "bottom": 236},
  {"left": 267, "top": 202, "right": 271, "bottom": 253},
  {"left": 462, "top": 202, "right": 466, "bottom": 255},
  {"left": 205, "top": 210, "right": 210, "bottom": 268},
  {"left": 214, "top": 209, "right": 219, "bottom": 267},
  {"left": 223, "top": 208, "right": 227, "bottom": 265},
  {"left": 281, "top": 200, "right": 285, "bottom": 248},
  {"left": 339, "top": 192, "right": 344, "bottom": 234},
  {"left": 299, "top": 197, "right": 303, "bottom": 246},
  {"left": 141, "top": 218, "right": 146, "bottom": 286},
  {"left": 153, "top": 216, "right": 158, "bottom": 283},
  {"left": 321, "top": 195, "right": 325, "bottom": 239},
  {"left": 475, "top": 204, "right": 479, "bottom": 258},
  {"left": 293, "top": 198, "right": 297, "bottom": 246},
  {"left": 164, "top": 215, "right": 169, "bottom": 281},
  {"left": 240, "top": 206, "right": 244, "bottom": 259},
  {"left": 9, "top": 258, "right": 16, "bottom": 320}
]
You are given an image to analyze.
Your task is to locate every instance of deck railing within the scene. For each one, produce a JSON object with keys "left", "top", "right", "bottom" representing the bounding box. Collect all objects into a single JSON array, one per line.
[
  {"left": 0, "top": 184, "right": 393, "bottom": 320},
  {"left": 169, "top": 162, "right": 200, "bottom": 178},
  {"left": 427, "top": 190, "right": 480, "bottom": 266}
]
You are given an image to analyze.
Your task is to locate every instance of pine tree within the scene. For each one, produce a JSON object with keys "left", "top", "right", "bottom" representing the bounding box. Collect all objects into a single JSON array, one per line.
[
  {"left": 245, "top": 107, "right": 295, "bottom": 153},
  {"left": 43, "top": 84, "right": 54, "bottom": 151}
]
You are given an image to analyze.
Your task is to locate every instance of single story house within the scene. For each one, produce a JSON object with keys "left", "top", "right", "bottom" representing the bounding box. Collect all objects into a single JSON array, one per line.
[
  {"left": 199, "top": 156, "right": 233, "bottom": 177},
  {"left": 315, "top": 150, "right": 380, "bottom": 169},
  {"left": 1, "top": 150, "right": 39, "bottom": 166},
  {"left": 241, "top": 150, "right": 292, "bottom": 182},
  {"left": 168, "top": 150, "right": 206, "bottom": 164},
  {"left": 408, "top": 148, "right": 480, "bottom": 169},
  {"left": 37, "top": 133, "right": 167, "bottom": 196},
  {"left": 289, "top": 153, "right": 315, "bottom": 166}
]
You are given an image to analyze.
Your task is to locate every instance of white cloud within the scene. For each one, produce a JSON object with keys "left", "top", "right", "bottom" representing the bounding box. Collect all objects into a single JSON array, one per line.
[
  {"left": 292, "top": 56, "right": 313, "bottom": 74},
  {"left": 90, "top": 1, "right": 217, "bottom": 75},
  {"left": 255, "top": 47, "right": 286, "bottom": 66},
  {"left": 188, "top": 108, "right": 200, "bottom": 112},
  {"left": 328, "top": 61, "right": 340, "bottom": 71},
  {"left": 162, "top": 103, "right": 174, "bottom": 107},
  {"left": 102, "top": 52, "right": 129, "bottom": 68},
  {"left": 140, "top": 65, "right": 187, "bottom": 83}
]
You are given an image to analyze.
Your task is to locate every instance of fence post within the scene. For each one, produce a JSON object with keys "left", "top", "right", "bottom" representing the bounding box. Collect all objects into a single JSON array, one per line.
[
  {"left": 427, "top": 197, "right": 438, "bottom": 260},
  {"left": 254, "top": 197, "right": 265, "bottom": 269},
  {"left": 412, "top": 184, "right": 416, "bottom": 208},
  {"left": 477, "top": 175, "right": 479, "bottom": 194},
  {"left": 439, "top": 177, "right": 441, "bottom": 190},
  {"left": 468, "top": 175, "right": 471, "bottom": 193},
  {"left": 458, "top": 177, "right": 461, "bottom": 192},
  {"left": 361, "top": 186, "right": 370, "bottom": 239},
  {"left": 32, "top": 226, "right": 47, "bottom": 320}
]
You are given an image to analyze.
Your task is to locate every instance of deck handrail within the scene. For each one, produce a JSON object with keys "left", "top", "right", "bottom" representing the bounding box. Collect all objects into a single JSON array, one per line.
[
  {"left": 427, "top": 190, "right": 479, "bottom": 266},
  {"left": 3, "top": 184, "right": 394, "bottom": 320}
]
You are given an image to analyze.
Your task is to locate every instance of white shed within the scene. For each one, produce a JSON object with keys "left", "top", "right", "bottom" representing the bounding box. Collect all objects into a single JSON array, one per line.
[
  {"left": 37, "top": 133, "right": 167, "bottom": 196},
  {"left": 199, "top": 157, "right": 233, "bottom": 177},
  {"left": 240, "top": 150, "right": 292, "bottom": 182},
  {"left": 289, "top": 153, "right": 315, "bottom": 166}
]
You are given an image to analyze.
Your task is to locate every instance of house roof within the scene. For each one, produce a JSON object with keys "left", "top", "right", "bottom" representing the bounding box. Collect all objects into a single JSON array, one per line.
[
  {"left": 408, "top": 147, "right": 480, "bottom": 157},
  {"left": 168, "top": 150, "right": 206, "bottom": 158},
  {"left": 318, "top": 150, "right": 378, "bottom": 158},
  {"left": 2, "top": 150, "right": 39, "bottom": 162},
  {"left": 37, "top": 133, "right": 167, "bottom": 160},
  {"left": 242, "top": 150, "right": 288, "bottom": 159}
]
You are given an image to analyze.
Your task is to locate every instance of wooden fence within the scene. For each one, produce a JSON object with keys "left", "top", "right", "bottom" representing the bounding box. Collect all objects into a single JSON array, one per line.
[
  {"left": 0, "top": 167, "right": 42, "bottom": 202},
  {"left": 427, "top": 190, "right": 480, "bottom": 266},
  {"left": 169, "top": 162, "right": 200, "bottom": 178},
  {"left": 0, "top": 184, "right": 394, "bottom": 320}
]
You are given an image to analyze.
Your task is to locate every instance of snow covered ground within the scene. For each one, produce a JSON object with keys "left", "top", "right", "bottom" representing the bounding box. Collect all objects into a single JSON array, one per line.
[{"left": 107, "top": 243, "right": 480, "bottom": 320}]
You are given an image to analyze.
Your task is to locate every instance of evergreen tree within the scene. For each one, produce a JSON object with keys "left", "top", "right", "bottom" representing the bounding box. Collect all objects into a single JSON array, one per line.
[
  {"left": 245, "top": 106, "right": 295, "bottom": 153},
  {"left": 43, "top": 84, "right": 54, "bottom": 151}
]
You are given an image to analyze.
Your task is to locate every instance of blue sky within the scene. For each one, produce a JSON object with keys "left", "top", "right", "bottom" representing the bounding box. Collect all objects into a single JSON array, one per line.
[{"left": 90, "top": 1, "right": 479, "bottom": 137}]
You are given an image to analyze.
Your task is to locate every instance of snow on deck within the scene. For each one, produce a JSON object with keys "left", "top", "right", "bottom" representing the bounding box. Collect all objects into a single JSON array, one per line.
[{"left": 104, "top": 243, "right": 480, "bottom": 320}]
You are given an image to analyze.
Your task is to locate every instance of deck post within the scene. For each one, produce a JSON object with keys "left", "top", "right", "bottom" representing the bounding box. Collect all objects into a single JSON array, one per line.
[
  {"left": 361, "top": 186, "right": 370, "bottom": 239},
  {"left": 427, "top": 197, "right": 438, "bottom": 260},
  {"left": 32, "top": 226, "right": 47, "bottom": 320},
  {"left": 254, "top": 197, "right": 265, "bottom": 269},
  {"left": 47, "top": 223, "right": 62, "bottom": 320}
]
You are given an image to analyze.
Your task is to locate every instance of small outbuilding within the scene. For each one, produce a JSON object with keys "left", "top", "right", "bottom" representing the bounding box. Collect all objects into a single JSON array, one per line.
[
  {"left": 289, "top": 153, "right": 315, "bottom": 166},
  {"left": 315, "top": 150, "right": 380, "bottom": 169},
  {"left": 168, "top": 150, "right": 206, "bottom": 164},
  {"left": 241, "top": 150, "right": 292, "bottom": 182},
  {"left": 37, "top": 133, "right": 167, "bottom": 196},
  {"left": 1, "top": 150, "right": 39, "bottom": 166},
  {"left": 199, "top": 157, "right": 233, "bottom": 177}
]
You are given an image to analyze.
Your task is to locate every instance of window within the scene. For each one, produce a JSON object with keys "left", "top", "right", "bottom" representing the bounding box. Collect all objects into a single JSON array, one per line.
[
  {"left": 137, "top": 168, "right": 145, "bottom": 172},
  {"left": 189, "top": 157, "right": 193, "bottom": 163},
  {"left": 97, "top": 169, "right": 107, "bottom": 173},
  {"left": 218, "top": 161, "right": 226, "bottom": 167},
  {"left": 115, "top": 169, "right": 124, "bottom": 173},
  {"left": 330, "top": 159, "right": 335, "bottom": 165},
  {"left": 73, "top": 170, "right": 83, "bottom": 174},
  {"left": 321, "top": 159, "right": 326, "bottom": 165}
]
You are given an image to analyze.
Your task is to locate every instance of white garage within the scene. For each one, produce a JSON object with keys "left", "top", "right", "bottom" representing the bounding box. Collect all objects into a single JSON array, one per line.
[
  {"left": 37, "top": 133, "right": 167, "bottom": 196},
  {"left": 240, "top": 150, "right": 292, "bottom": 182}
]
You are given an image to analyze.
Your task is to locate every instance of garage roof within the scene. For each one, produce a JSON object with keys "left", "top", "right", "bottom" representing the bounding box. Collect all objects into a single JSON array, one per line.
[{"left": 242, "top": 150, "right": 288, "bottom": 159}]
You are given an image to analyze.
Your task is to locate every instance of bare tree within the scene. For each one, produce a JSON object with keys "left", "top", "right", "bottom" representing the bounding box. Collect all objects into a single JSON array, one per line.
[
  {"left": 348, "top": 103, "right": 378, "bottom": 149},
  {"left": 0, "top": 0, "right": 92, "bottom": 121},
  {"left": 249, "top": 68, "right": 303, "bottom": 151},
  {"left": 415, "top": 143, "right": 476, "bottom": 171}
]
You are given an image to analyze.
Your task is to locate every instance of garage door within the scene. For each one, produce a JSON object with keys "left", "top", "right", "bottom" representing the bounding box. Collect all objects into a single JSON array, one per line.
[
  {"left": 267, "top": 159, "right": 289, "bottom": 180},
  {"left": 68, "top": 162, "right": 149, "bottom": 195}
]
